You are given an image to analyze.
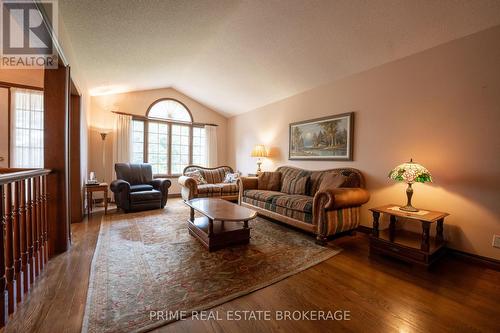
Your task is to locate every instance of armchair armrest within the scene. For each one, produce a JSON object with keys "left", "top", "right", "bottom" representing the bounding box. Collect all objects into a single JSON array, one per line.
[
  {"left": 150, "top": 178, "right": 172, "bottom": 192},
  {"left": 110, "top": 179, "right": 131, "bottom": 193},
  {"left": 237, "top": 177, "right": 258, "bottom": 204},
  {"left": 314, "top": 187, "right": 370, "bottom": 210},
  {"left": 150, "top": 178, "right": 171, "bottom": 208},
  {"left": 178, "top": 176, "right": 198, "bottom": 201}
]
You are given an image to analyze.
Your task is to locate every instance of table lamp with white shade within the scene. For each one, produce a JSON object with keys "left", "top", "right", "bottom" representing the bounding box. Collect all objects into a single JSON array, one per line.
[{"left": 251, "top": 144, "right": 268, "bottom": 174}]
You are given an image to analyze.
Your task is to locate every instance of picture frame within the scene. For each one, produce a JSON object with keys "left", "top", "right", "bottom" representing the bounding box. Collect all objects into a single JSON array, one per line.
[{"left": 289, "top": 112, "right": 354, "bottom": 161}]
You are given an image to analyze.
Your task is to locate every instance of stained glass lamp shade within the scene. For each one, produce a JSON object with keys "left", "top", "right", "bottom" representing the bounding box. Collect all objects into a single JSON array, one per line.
[{"left": 388, "top": 159, "right": 432, "bottom": 212}]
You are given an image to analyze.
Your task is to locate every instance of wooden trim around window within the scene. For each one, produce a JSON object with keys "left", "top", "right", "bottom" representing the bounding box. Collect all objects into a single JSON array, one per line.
[
  {"left": 0, "top": 81, "right": 43, "bottom": 91},
  {"left": 125, "top": 99, "right": 216, "bottom": 177},
  {"left": 146, "top": 98, "right": 194, "bottom": 123}
]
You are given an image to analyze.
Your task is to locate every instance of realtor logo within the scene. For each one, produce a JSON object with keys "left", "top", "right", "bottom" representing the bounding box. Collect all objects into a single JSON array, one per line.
[{"left": 1, "top": 0, "right": 58, "bottom": 68}]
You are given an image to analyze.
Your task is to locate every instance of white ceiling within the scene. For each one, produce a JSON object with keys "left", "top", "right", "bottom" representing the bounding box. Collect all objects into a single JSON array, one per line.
[{"left": 59, "top": 0, "right": 500, "bottom": 116}]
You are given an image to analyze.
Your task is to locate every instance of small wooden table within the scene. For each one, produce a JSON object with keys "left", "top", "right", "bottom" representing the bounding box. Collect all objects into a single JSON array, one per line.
[
  {"left": 85, "top": 183, "right": 108, "bottom": 216},
  {"left": 369, "top": 204, "right": 449, "bottom": 268},
  {"left": 185, "top": 198, "right": 257, "bottom": 251}
]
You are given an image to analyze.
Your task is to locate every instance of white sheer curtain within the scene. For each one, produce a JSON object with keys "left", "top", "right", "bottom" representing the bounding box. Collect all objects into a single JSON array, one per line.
[
  {"left": 10, "top": 88, "right": 44, "bottom": 168},
  {"left": 204, "top": 125, "right": 218, "bottom": 167},
  {"left": 112, "top": 114, "right": 132, "bottom": 172}
]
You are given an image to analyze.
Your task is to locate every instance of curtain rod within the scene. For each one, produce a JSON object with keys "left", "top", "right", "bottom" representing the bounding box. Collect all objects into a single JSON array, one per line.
[{"left": 111, "top": 111, "right": 218, "bottom": 127}]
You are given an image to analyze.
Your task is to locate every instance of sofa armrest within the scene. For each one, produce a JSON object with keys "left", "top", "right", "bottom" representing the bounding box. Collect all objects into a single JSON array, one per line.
[
  {"left": 110, "top": 179, "right": 131, "bottom": 193},
  {"left": 178, "top": 176, "right": 198, "bottom": 200},
  {"left": 314, "top": 188, "right": 370, "bottom": 210},
  {"left": 237, "top": 177, "right": 258, "bottom": 204}
]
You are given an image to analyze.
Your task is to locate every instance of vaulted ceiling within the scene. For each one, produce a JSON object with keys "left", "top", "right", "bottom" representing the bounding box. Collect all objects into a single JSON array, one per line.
[{"left": 59, "top": 0, "right": 500, "bottom": 116}]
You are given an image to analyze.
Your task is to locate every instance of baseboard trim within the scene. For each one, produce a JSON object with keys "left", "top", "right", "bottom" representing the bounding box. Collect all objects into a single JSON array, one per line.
[
  {"left": 357, "top": 226, "right": 499, "bottom": 271},
  {"left": 447, "top": 249, "right": 500, "bottom": 271},
  {"left": 357, "top": 225, "right": 372, "bottom": 234},
  {"left": 168, "top": 193, "right": 181, "bottom": 198}
]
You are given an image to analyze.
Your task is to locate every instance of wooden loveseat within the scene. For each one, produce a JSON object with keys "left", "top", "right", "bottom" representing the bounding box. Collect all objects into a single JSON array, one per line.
[
  {"left": 238, "top": 166, "right": 370, "bottom": 244},
  {"left": 178, "top": 165, "right": 239, "bottom": 201}
]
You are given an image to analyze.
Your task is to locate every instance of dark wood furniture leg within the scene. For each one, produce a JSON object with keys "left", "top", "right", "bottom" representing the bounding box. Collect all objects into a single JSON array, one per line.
[
  {"left": 189, "top": 207, "right": 194, "bottom": 222},
  {"left": 208, "top": 219, "right": 213, "bottom": 237},
  {"left": 372, "top": 211, "right": 380, "bottom": 237},
  {"left": 104, "top": 189, "right": 108, "bottom": 215},
  {"left": 389, "top": 215, "right": 396, "bottom": 241},
  {"left": 436, "top": 218, "right": 444, "bottom": 243},
  {"left": 87, "top": 191, "right": 92, "bottom": 217},
  {"left": 421, "top": 221, "right": 430, "bottom": 252}
]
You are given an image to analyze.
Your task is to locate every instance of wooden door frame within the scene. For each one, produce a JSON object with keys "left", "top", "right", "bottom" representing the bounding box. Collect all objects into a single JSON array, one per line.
[{"left": 69, "top": 80, "right": 83, "bottom": 223}]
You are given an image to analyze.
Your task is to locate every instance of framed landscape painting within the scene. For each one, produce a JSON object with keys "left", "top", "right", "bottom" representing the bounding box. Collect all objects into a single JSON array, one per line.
[{"left": 289, "top": 112, "right": 354, "bottom": 161}]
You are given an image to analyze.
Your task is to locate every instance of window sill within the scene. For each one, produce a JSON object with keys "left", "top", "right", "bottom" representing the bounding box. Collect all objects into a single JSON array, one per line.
[{"left": 154, "top": 174, "right": 182, "bottom": 179}]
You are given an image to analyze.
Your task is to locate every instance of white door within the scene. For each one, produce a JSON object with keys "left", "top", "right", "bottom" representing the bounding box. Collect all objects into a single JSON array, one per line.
[{"left": 0, "top": 88, "right": 9, "bottom": 167}]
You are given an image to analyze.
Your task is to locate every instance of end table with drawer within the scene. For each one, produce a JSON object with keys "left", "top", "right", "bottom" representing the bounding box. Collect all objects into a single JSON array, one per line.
[
  {"left": 85, "top": 183, "right": 109, "bottom": 216},
  {"left": 369, "top": 204, "right": 449, "bottom": 268}
]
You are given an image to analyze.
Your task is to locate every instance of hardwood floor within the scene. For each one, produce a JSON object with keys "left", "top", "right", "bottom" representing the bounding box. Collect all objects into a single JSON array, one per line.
[{"left": 3, "top": 199, "right": 499, "bottom": 333}]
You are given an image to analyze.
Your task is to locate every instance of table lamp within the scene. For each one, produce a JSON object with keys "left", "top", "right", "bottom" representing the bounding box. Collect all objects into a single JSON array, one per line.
[
  {"left": 388, "top": 158, "right": 432, "bottom": 212},
  {"left": 251, "top": 144, "right": 268, "bottom": 174}
]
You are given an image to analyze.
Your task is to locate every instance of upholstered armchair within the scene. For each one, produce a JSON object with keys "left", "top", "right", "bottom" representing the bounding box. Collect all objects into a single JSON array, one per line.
[{"left": 110, "top": 163, "right": 171, "bottom": 212}]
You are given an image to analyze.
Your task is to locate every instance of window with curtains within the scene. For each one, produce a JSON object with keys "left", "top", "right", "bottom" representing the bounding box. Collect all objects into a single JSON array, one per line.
[
  {"left": 11, "top": 88, "right": 44, "bottom": 168},
  {"left": 129, "top": 99, "right": 207, "bottom": 175}
]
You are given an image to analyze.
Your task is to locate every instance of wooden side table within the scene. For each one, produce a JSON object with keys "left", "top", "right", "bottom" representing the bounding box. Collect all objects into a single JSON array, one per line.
[
  {"left": 369, "top": 204, "right": 449, "bottom": 268},
  {"left": 85, "top": 183, "right": 108, "bottom": 216}
]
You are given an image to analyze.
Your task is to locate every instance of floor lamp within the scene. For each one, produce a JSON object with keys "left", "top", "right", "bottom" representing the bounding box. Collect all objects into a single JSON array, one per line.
[{"left": 100, "top": 130, "right": 111, "bottom": 206}]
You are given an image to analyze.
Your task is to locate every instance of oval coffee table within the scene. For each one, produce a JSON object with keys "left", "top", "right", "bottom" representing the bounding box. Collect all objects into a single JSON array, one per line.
[{"left": 185, "top": 198, "right": 257, "bottom": 251}]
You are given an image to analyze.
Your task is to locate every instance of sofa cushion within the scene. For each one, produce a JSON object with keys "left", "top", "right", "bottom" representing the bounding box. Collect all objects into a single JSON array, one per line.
[
  {"left": 130, "top": 190, "right": 162, "bottom": 202},
  {"left": 280, "top": 174, "right": 309, "bottom": 195},
  {"left": 130, "top": 184, "right": 154, "bottom": 192},
  {"left": 197, "top": 184, "right": 222, "bottom": 197},
  {"left": 242, "top": 190, "right": 312, "bottom": 223},
  {"left": 317, "top": 173, "right": 347, "bottom": 193},
  {"left": 201, "top": 168, "right": 228, "bottom": 184},
  {"left": 276, "top": 166, "right": 364, "bottom": 196},
  {"left": 220, "top": 183, "right": 239, "bottom": 194},
  {"left": 257, "top": 171, "right": 281, "bottom": 191},
  {"left": 273, "top": 194, "right": 313, "bottom": 214},
  {"left": 243, "top": 189, "right": 283, "bottom": 202}
]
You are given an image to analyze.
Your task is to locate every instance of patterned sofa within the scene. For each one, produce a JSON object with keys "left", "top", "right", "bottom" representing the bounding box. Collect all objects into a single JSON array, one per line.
[
  {"left": 238, "top": 166, "right": 370, "bottom": 244},
  {"left": 178, "top": 165, "right": 239, "bottom": 201}
]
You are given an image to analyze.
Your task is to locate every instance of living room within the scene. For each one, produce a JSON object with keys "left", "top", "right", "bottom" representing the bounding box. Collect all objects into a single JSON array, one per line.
[{"left": 0, "top": 1, "right": 499, "bottom": 332}]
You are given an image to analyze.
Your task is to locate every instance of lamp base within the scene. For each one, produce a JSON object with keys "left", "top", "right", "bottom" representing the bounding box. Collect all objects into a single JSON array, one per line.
[{"left": 399, "top": 205, "right": 419, "bottom": 212}]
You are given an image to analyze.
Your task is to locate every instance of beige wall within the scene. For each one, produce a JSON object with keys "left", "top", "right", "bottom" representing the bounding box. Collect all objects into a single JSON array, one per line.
[
  {"left": 227, "top": 26, "right": 500, "bottom": 260},
  {"left": 89, "top": 87, "right": 228, "bottom": 194},
  {"left": 0, "top": 68, "right": 44, "bottom": 88}
]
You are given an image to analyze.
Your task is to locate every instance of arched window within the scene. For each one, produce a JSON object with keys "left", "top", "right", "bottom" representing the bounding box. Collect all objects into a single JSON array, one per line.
[
  {"left": 147, "top": 99, "right": 193, "bottom": 122},
  {"left": 130, "top": 99, "right": 206, "bottom": 175}
]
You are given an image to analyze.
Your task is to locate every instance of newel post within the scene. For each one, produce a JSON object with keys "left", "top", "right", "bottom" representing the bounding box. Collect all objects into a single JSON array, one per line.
[{"left": 44, "top": 64, "right": 71, "bottom": 256}]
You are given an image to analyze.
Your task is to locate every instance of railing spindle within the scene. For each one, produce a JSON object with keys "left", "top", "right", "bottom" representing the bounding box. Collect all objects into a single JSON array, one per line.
[
  {"left": 20, "top": 180, "right": 28, "bottom": 294},
  {"left": 13, "top": 182, "right": 22, "bottom": 303},
  {"left": 5, "top": 183, "right": 14, "bottom": 314},
  {"left": 43, "top": 175, "right": 49, "bottom": 263},
  {"left": 26, "top": 178, "right": 34, "bottom": 286},
  {"left": 33, "top": 178, "right": 40, "bottom": 277},
  {"left": 36, "top": 177, "right": 43, "bottom": 272},
  {"left": 0, "top": 184, "right": 6, "bottom": 326}
]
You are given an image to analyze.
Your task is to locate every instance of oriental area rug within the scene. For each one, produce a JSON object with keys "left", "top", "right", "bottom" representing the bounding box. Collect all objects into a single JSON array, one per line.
[{"left": 82, "top": 200, "right": 341, "bottom": 333}]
